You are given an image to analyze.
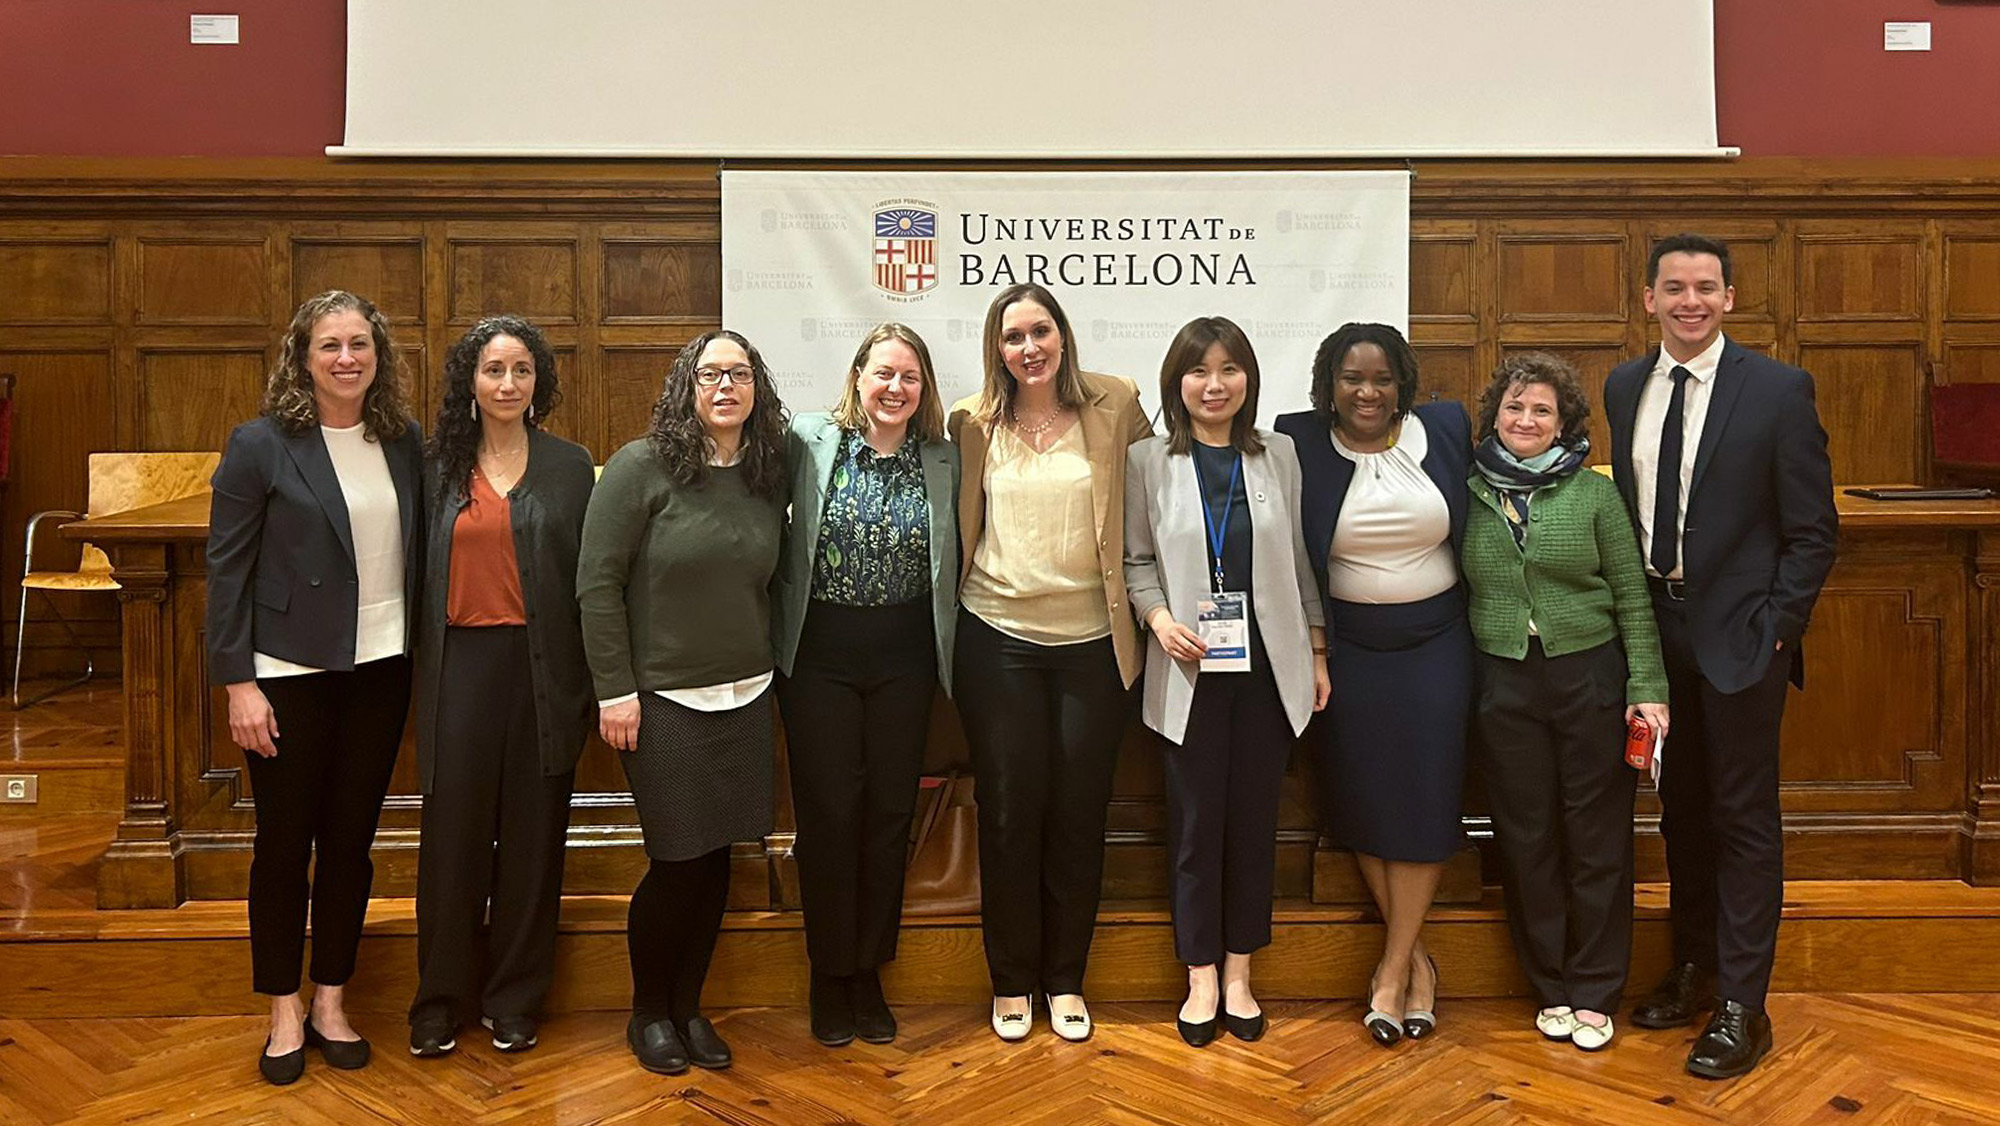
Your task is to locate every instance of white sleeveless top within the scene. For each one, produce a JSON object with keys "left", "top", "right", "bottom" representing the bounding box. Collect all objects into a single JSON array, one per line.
[{"left": 1325, "top": 412, "right": 1458, "bottom": 605}]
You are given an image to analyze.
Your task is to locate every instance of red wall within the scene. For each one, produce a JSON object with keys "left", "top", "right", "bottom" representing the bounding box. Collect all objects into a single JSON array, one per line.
[{"left": 2, "top": 0, "right": 1996, "bottom": 158}]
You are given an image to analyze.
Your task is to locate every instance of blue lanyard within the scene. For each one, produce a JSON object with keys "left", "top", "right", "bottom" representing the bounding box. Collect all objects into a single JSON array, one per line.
[{"left": 1192, "top": 452, "right": 1242, "bottom": 592}]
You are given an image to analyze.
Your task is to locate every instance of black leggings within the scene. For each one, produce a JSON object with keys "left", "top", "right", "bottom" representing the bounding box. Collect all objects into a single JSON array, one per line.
[
  {"left": 628, "top": 846, "right": 731, "bottom": 1022},
  {"left": 952, "top": 610, "right": 1130, "bottom": 997}
]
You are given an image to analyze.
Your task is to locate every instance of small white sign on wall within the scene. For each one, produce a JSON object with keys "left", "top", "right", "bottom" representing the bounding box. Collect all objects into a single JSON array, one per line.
[
  {"left": 1884, "top": 21, "right": 1932, "bottom": 51},
  {"left": 190, "top": 15, "right": 240, "bottom": 45}
]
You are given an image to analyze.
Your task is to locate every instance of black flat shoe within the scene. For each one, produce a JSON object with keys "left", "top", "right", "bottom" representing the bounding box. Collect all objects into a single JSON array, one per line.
[
  {"left": 1224, "top": 1009, "right": 1267, "bottom": 1043},
  {"left": 1177, "top": 1011, "right": 1219, "bottom": 1048},
  {"left": 259, "top": 1038, "right": 305, "bottom": 1086},
  {"left": 1632, "top": 962, "right": 1712, "bottom": 1030},
  {"left": 303, "top": 1020, "right": 371, "bottom": 1070},
  {"left": 626, "top": 1014, "right": 689, "bottom": 1075},
  {"left": 483, "top": 1015, "right": 538, "bottom": 1053},
  {"left": 679, "top": 1016, "right": 732, "bottom": 1070},
  {"left": 1686, "top": 1001, "right": 1773, "bottom": 1079},
  {"left": 850, "top": 970, "right": 897, "bottom": 1044},
  {"left": 408, "top": 1013, "right": 457, "bottom": 1058},
  {"left": 809, "top": 972, "right": 855, "bottom": 1048}
]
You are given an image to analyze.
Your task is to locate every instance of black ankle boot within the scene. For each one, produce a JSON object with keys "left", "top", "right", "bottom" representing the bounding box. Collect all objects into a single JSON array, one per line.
[
  {"left": 851, "top": 969, "right": 897, "bottom": 1044},
  {"left": 810, "top": 971, "right": 856, "bottom": 1047}
]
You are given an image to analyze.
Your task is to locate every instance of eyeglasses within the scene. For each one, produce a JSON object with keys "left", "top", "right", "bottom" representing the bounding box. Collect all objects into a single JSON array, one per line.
[{"left": 694, "top": 366, "right": 757, "bottom": 387}]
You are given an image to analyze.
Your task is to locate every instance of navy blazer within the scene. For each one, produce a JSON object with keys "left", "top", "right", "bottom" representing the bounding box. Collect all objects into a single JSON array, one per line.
[
  {"left": 206, "top": 415, "right": 424, "bottom": 685},
  {"left": 1275, "top": 400, "right": 1472, "bottom": 617},
  {"left": 1605, "top": 339, "right": 1837, "bottom": 693}
]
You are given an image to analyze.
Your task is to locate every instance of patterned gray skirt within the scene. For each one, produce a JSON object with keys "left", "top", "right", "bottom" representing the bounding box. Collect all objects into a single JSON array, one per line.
[{"left": 624, "top": 690, "right": 776, "bottom": 861}]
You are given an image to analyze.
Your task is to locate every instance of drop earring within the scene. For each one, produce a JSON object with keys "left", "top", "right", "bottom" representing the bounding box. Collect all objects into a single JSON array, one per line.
[
  {"left": 526, "top": 402, "right": 535, "bottom": 422},
  {"left": 470, "top": 400, "right": 479, "bottom": 422}
]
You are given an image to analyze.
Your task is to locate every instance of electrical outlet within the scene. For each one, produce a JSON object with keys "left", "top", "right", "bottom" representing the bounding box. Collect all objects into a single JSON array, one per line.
[{"left": 1, "top": 775, "right": 38, "bottom": 803}]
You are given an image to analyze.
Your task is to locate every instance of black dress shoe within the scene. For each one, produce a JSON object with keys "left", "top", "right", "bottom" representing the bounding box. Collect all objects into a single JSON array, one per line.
[
  {"left": 303, "top": 1020, "right": 371, "bottom": 1070},
  {"left": 483, "top": 1015, "right": 539, "bottom": 1053},
  {"left": 626, "top": 1014, "right": 690, "bottom": 1075},
  {"left": 1403, "top": 955, "right": 1440, "bottom": 1040},
  {"left": 850, "top": 970, "right": 897, "bottom": 1044},
  {"left": 679, "top": 1016, "right": 732, "bottom": 1069},
  {"left": 408, "top": 1013, "right": 458, "bottom": 1058},
  {"left": 1631, "top": 962, "right": 1712, "bottom": 1029},
  {"left": 810, "top": 972, "right": 855, "bottom": 1047},
  {"left": 259, "top": 1038, "right": 305, "bottom": 1086},
  {"left": 1686, "top": 1000, "right": 1773, "bottom": 1080},
  {"left": 1177, "top": 1006, "right": 1219, "bottom": 1048},
  {"left": 1224, "top": 1009, "right": 1267, "bottom": 1043}
]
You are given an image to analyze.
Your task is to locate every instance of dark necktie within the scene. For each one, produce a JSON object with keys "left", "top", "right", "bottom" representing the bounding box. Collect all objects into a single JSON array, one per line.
[{"left": 1650, "top": 365, "right": 1692, "bottom": 578}]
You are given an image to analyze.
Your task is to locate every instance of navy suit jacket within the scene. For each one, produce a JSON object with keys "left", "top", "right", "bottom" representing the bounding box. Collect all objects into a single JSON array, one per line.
[
  {"left": 205, "top": 414, "right": 424, "bottom": 685},
  {"left": 1274, "top": 400, "right": 1472, "bottom": 622},
  {"left": 1604, "top": 339, "right": 1837, "bottom": 693}
]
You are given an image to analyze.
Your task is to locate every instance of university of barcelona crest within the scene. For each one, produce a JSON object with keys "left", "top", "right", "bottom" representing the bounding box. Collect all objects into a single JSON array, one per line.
[{"left": 873, "top": 207, "right": 938, "bottom": 296}]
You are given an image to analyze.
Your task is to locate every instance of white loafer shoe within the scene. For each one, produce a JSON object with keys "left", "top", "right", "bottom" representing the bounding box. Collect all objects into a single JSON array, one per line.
[
  {"left": 992, "top": 995, "right": 1032, "bottom": 1042},
  {"left": 1535, "top": 1006, "right": 1578, "bottom": 1040},
  {"left": 1048, "top": 994, "right": 1093, "bottom": 1042},
  {"left": 1570, "top": 1014, "right": 1614, "bottom": 1051}
]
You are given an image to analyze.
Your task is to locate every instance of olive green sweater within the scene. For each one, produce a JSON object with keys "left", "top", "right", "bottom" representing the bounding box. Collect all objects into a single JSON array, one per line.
[
  {"left": 577, "top": 440, "right": 787, "bottom": 699},
  {"left": 1461, "top": 467, "right": 1669, "bottom": 705}
]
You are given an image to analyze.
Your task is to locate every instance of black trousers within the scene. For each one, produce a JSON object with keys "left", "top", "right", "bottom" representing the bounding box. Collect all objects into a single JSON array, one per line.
[
  {"left": 1165, "top": 650, "right": 1291, "bottom": 966},
  {"left": 778, "top": 599, "right": 936, "bottom": 977},
  {"left": 411, "top": 627, "right": 575, "bottom": 1026},
  {"left": 1475, "top": 639, "right": 1638, "bottom": 1013},
  {"left": 628, "top": 846, "right": 732, "bottom": 1022},
  {"left": 953, "top": 610, "right": 1130, "bottom": 996},
  {"left": 1653, "top": 594, "right": 1792, "bottom": 1009},
  {"left": 243, "top": 655, "right": 411, "bottom": 995}
]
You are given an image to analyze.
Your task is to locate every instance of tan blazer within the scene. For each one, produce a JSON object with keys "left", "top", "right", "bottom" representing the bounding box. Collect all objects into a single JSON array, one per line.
[{"left": 947, "top": 370, "right": 1154, "bottom": 687}]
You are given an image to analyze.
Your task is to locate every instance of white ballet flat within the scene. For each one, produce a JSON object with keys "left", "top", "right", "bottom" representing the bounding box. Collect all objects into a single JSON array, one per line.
[
  {"left": 1535, "top": 1006, "right": 1578, "bottom": 1040},
  {"left": 1047, "top": 994, "right": 1093, "bottom": 1042},
  {"left": 1570, "top": 1014, "right": 1614, "bottom": 1051},
  {"left": 992, "top": 995, "right": 1032, "bottom": 1042}
]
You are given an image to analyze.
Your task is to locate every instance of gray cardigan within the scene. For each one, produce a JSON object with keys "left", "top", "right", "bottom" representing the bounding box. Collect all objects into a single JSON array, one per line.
[
  {"left": 1122, "top": 429, "right": 1326, "bottom": 745},
  {"left": 773, "top": 412, "right": 961, "bottom": 688},
  {"left": 413, "top": 428, "right": 596, "bottom": 795}
]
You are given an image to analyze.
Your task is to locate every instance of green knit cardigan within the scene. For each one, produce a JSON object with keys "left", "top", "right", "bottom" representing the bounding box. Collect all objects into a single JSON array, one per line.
[{"left": 1461, "top": 466, "right": 1669, "bottom": 705}]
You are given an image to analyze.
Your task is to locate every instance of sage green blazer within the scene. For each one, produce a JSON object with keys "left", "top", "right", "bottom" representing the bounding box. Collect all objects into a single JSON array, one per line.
[{"left": 772, "top": 412, "right": 961, "bottom": 690}]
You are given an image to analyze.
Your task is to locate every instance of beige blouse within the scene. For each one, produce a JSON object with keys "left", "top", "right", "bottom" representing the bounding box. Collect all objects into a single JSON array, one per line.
[{"left": 959, "top": 423, "right": 1111, "bottom": 644}]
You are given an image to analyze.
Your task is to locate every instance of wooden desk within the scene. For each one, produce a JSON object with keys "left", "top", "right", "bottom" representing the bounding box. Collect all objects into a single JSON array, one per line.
[{"left": 66, "top": 488, "right": 2000, "bottom": 907}]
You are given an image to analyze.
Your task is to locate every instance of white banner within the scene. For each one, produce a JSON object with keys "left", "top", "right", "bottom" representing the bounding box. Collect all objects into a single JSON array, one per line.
[{"left": 720, "top": 171, "right": 1409, "bottom": 427}]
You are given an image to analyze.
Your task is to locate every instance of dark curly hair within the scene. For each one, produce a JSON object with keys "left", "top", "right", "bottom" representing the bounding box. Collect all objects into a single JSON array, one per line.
[
  {"left": 262, "top": 290, "right": 413, "bottom": 443},
  {"left": 1475, "top": 351, "right": 1592, "bottom": 449},
  {"left": 646, "top": 330, "right": 789, "bottom": 499},
  {"left": 426, "top": 315, "right": 564, "bottom": 498},
  {"left": 1309, "top": 323, "right": 1421, "bottom": 424}
]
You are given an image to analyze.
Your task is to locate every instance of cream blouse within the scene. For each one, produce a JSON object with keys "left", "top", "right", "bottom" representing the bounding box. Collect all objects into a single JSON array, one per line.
[
  {"left": 1326, "top": 412, "right": 1458, "bottom": 605},
  {"left": 959, "top": 422, "right": 1111, "bottom": 644}
]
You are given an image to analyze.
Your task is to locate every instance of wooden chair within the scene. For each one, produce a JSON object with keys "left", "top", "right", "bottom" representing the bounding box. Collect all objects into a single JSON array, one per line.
[
  {"left": 13, "top": 451, "right": 219, "bottom": 708},
  {"left": 1929, "top": 379, "right": 2000, "bottom": 490}
]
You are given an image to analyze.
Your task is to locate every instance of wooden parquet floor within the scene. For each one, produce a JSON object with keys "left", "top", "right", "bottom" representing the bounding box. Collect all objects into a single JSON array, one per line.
[{"left": 4, "top": 994, "right": 1999, "bottom": 1125}]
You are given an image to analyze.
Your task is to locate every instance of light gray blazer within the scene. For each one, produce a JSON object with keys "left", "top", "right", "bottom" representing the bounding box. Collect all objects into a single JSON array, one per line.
[
  {"left": 773, "top": 412, "right": 961, "bottom": 689},
  {"left": 1123, "top": 429, "right": 1325, "bottom": 744}
]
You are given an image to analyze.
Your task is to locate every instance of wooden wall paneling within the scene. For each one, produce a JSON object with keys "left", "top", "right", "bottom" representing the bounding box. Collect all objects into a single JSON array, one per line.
[
  {"left": 1495, "top": 344, "right": 1629, "bottom": 464},
  {"left": 1943, "top": 229, "right": 2000, "bottom": 322},
  {"left": 598, "top": 346, "right": 682, "bottom": 457},
  {"left": 1408, "top": 219, "right": 1476, "bottom": 325},
  {"left": 1966, "top": 530, "right": 2000, "bottom": 882},
  {"left": 1796, "top": 222, "right": 1925, "bottom": 324},
  {"left": 1797, "top": 343, "right": 1925, "bottom": 484},
  {"left": 0, "top": 347, "right": 120, "bottom": 668},
  {"left": 0, "top": 236, "right": 111, "bottom": 325},
  {"left": 1943, "top": 342, "right": 2000, "bottom": 384},
  {"left": 443, "top": 224, "right": 583, "bottom": 326},
  {"left": 1411, "top": 344, "right": 1478, "bottom": 413},
  {"left": 136, "top": 348, "right": 269, "bottom": 454},
  {"left": 1778, "top": 549, "right": 1961, "bottom": 809},
  {"left": 601, "top": 238, "right": 724, "bottom": 325},
  {"left": 133, "top": 233, "right": 270, "bottom": 327},
  {"left": 287, "top": 230, "right": 427, "bottom": 326},
  {"left": 1493, "top": 221, "right": 1630, "bottom": 325}
]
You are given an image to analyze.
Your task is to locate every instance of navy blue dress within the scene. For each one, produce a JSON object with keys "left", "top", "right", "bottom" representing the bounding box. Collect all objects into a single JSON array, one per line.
[{"left": 1274, "top": 401, "right": 1473, "bottom": 863}]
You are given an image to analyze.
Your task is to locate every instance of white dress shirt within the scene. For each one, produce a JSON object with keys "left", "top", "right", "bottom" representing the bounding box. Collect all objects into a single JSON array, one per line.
[{"left": 1631, "top": 333, "right": 1726, "bottom": 580}]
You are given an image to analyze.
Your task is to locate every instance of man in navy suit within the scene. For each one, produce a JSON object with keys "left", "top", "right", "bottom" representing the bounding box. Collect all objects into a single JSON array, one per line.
[{"left": 1605, "top": 234, "right": 1837, "bottom": 1079}]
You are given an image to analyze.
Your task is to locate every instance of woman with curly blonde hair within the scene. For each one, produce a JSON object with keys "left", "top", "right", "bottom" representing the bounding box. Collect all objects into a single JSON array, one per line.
[{"left": 206, "top": 289, "right": 421, "bottom": 1084}]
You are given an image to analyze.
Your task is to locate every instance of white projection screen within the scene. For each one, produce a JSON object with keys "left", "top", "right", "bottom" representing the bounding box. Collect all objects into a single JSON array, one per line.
[{"left": 336, "top": 1, "right": 1726, "bottom": 159}]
